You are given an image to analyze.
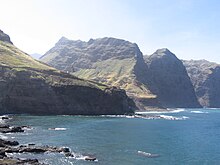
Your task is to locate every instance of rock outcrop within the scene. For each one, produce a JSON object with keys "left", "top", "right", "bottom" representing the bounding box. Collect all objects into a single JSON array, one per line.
[
  {"left": 183, "top": 60, "right": 220, "bottom": 107},
  {"left": 0, "top": 30, "right": 135, "bottom": 115},
  {"left": 41, "top": 37, "right": 163, "bottom": 110},
  {"left": 0, "top": 121, "right": 97, "bottom": 163},
  {"left": 144, "top": 48, "right": 201, "bottom": 108},
  {"left": 0, "top": 30, "right": 13, "bottom": 44}
]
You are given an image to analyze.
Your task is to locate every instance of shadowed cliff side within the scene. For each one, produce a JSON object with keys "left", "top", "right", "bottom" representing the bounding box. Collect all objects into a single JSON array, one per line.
[
  {"left": 183, "top": 60, "right": 220, "bottom": 107},
  {"left": 144, "top": 48, "right": 201, "bottom": 108}
]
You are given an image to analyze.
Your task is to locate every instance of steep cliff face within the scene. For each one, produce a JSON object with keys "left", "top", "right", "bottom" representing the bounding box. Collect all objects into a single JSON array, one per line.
[
  {"left": 183, "top": 60, "right": 220, "bottom": 107},
  {"left": 41, "top": 37, "right": 163, "bottom": 110},
  {"left": 144, "top": 49, "right": 201, "bottom": 108},
  {"left": 0, "top": 30, "right": 135, "bottom": 115}
]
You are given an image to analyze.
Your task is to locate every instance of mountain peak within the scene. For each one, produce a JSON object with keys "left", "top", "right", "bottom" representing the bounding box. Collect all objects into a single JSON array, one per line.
[
  {"left": 155, "top": 48, "right": 173, "bottom": 55},
  {"left": 58, "top": 36, "right": 69, "bottom": 43},
  {"left": 151, "top": 48, "right": 177, "bottom": 60},
  {"left": 0, "top": 29, "right": 13, "bottom": 44}
]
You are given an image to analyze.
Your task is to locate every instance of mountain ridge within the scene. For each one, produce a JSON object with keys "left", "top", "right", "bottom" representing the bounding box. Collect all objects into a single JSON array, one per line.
[
  {"left": 0, "top": 30, "right": 135, "bottom": 115},
  {"left": 41, "top": 37, "right": 162, "bottom": 110},
  {"left": 41, "top": 37, "right": 203, "bottom": 109}
]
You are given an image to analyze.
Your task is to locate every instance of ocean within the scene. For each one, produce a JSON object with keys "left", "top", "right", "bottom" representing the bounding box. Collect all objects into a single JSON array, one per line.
[{"left": 1, "top": 108, "right": 220, "bottom": 165}]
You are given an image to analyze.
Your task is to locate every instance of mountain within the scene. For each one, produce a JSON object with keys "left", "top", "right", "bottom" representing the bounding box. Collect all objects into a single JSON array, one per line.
[
  {"left": 0, "top": 30, "right": 135, "bottom": 115},
  {"left": 30, "top": 53, "right": 42, "bottom": 59},
  {"left": 183, "top": 60, "right": 220, "bottom": 107},
  {"left": 41, "top": 37, "right": 201, "bottom": 109},
  {"left": 41, "top": 37, "right": 163, "bottom": 110},
  {"left": 144, "top": 49, "right": 201, "bottom": 108}
]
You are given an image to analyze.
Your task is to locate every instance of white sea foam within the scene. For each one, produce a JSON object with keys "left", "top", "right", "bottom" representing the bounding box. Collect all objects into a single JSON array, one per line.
[
  {"left": 191, "top": 111, "right": 208, "bottom": 114},
  {"left": 22, "top": 126, "right": 33, "bottom": 131},
  {"left": 100, "top": 115, "right": 135, "bottom": 119},
  {"left": 48, "top": 128, "right": 67, "bottom": 131},
  {"left": 0, "top": 134, "right": 8, "bottom": 140},
  {"left": 5, "top": 133, "right": 13, "bottom": 135},
  {"left": 0, "top": 115, "right": 11, "bottom": 123},
  {"left": 0, "top": 115, "right": 9, "bottom": 118},
  {"left": 169, "top": 109, "right": 186, "bottom": 113},
  {"left": 100, "top": 112, "right": 188, "bottom": 121},
  {"left": 101, "top": 115, "right": 126, "bottom": 118},
  {"left": 69, "top": 152, "right": 98, "bottom": 162},
  {"left": 159, "top": 115, "right": 189, "bottom": 120},
  {"left": 125, "top": 116, "right": 135, "bottom": 118},
  {"left": 137, "top": 151, "right": 159, "bottom": 158},
  {"left": 136, "top": 109, "right": 185, "bottom": 115}
]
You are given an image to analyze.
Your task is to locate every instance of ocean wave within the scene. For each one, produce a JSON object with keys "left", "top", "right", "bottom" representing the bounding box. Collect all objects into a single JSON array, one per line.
[
  {"left": 137, "top": 151, "right": 159, "bottom": 158},
  {"left": 206, "top": 108, "right": 220, "bottom": 110},
  {"left": 100, "top": 115, "right": 134, "bottom": 119},
  {"left": 136, "top": 109, "right": 185, "bottom": 114},
  {"left": 101, "top": 115, "right": 126, "bottom": 118},
  {"left": 191, "top": 111, "right": 208, "bottom": 114},
  {"left": 134, "top": 114, "right": 189, "bottom": 120},
  {"left": 21, "top": 126, "right": 33, "bottom": 131},
  {"left": 0, "top": 134, "right": 8, "bottom": 140},
  {"left": 67, "top": 152, "right": 98, "bottom": 162},
  {"left": 48, "top": 128, "right": 67, "bottom": 131},
  {"left": 159, "top": 115, "right": 189, "bottom": 120},
  {"left": 100, "top": 114, "right": 189, "bottom": 120}
]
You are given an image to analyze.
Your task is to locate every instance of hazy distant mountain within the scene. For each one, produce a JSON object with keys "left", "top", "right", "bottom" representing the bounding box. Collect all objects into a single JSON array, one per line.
[
  {"left": 41, "top": 37, "right": 201, "bottom": 109},
  {"left": 183, "top": 60, "right": 220, "bottom": 107},
  {"left": 30, "top": 53, "right": 42, "bottom": 59},
  {"left": 0, "top": 30, "right": 135, "bottom": 115}
]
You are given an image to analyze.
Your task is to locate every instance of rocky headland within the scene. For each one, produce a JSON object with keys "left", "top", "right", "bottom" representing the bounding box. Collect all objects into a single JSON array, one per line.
[{"left": 0, "top": 30, "right": 135, "bottom": 115}]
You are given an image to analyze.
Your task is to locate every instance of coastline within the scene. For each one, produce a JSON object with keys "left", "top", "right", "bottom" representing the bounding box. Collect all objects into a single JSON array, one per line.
[
  {"left": 0, "top": 115, "right": 97, "bottom": 164},
  {"left": 0, "top": 108, "right": 219, "bottom": 164}
]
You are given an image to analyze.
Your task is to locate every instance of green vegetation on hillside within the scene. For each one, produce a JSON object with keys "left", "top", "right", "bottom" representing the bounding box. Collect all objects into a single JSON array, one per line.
[
  {"left": 0, "top": 41, "right": 54, "bottom": 70},
  {"left": 0, "top": 41, "right": 109, "bottom": 91}
]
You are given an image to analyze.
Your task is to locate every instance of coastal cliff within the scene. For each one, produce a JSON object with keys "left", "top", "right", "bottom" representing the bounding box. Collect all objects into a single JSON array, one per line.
[
  {"left": 183, "top": 60, "right": 220, "bottom": 107},
  {"left": 41, "top": 37, "right": 163, "bottom": 110},
  {"left": 41, "top": 37, "right": 201, "bottom": 109},
  {"left": 0, "top": 30, "right": 135, "bottom": 115},
  {"left": 144, "top": 49, "right": 201, "bottom": 108}
]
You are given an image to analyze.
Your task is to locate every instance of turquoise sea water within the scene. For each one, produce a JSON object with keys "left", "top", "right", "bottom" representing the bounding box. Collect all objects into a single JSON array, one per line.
[{"left": 2, "top": 108, "right": 220, "bottom": 165}]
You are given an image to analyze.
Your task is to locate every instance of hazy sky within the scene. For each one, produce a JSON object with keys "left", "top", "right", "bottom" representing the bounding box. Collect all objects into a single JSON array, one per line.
[{"left": 0, "top": 0, "right": 220, "bottom": 62}]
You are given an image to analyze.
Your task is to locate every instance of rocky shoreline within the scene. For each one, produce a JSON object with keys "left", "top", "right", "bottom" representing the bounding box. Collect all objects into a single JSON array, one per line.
[{"left": 0, "top": 116, "right": 97, "bottom": 164}]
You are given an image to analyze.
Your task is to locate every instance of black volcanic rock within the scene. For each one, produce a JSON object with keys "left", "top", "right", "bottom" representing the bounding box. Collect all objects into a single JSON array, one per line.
[
  {"left": 41, "top": 37, "right": 163, "bottom": 110},
  {"left": 0, "top": 30, "right": 135, "bottom": 115},
  {"left": 183, "top": 60, "right": 220, "bottom": 107},
  {"left": 0, "top": 30, "right": 13, "bottom": 44},
  {"left": 144, "top": 48, "right": 201, "bottom": 108}
]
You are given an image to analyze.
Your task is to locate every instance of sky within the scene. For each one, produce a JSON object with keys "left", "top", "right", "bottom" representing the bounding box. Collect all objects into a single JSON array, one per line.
[{"left": 0, "top": 0, "right": 220, "bottom": 62}]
